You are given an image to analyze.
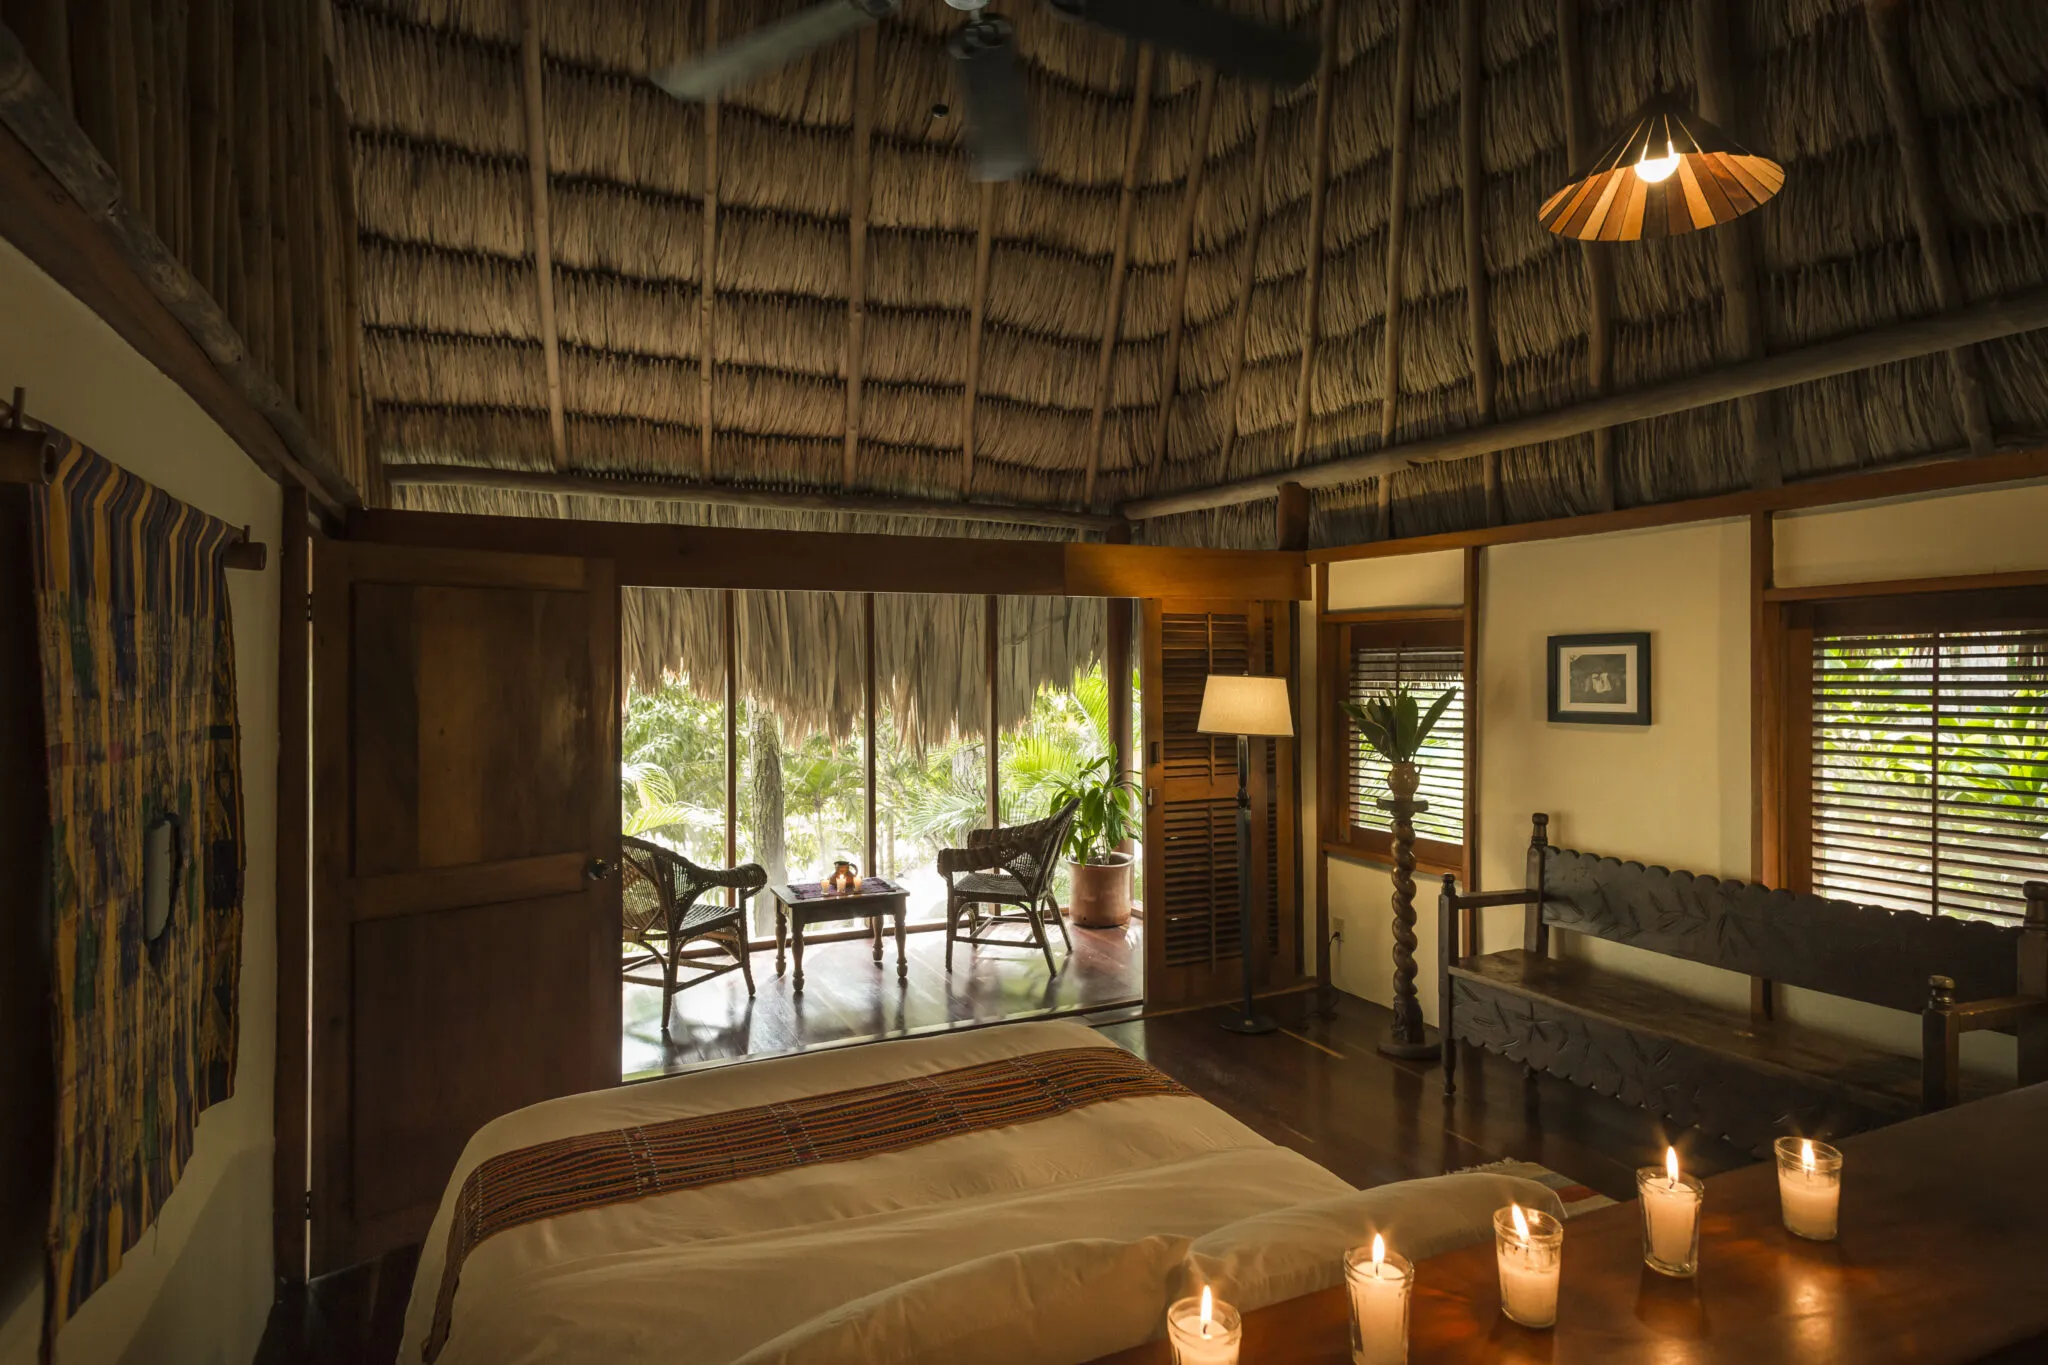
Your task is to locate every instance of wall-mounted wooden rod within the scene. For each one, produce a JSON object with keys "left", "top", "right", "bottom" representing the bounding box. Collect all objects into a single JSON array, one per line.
[
  {"left": 386, "top": 461, "right": 1127, "bottom": 534},
  {"left": 0, "top": 425, "right": 61, "bottom": 483},
  {"left": 1124, "top": 286, "right": 2048, "bottom": 519}
]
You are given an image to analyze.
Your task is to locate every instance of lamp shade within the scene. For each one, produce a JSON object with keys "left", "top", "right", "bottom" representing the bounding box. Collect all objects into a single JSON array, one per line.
[
  {"left": 1539, "top": 92, "right": 1783, "bottom": 242},
  {"left": 1197, "top": 675, "right": 1294, "bottom": 738}
]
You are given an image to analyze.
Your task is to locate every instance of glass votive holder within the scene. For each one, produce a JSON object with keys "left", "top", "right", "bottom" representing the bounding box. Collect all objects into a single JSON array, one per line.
[
  {"left": 1342, "top": 1241, "right": 1413, "bottom": 1365},
  {"left": 1165, "top": 1291, "right": 1242, "bottom": 1365},
  {"left": 1492, "top": 1204, "right": 1563, "bottom": 1329},
  {"left": 1636, "top": 1165, "right": 1705, "bottom": 1276},
  {"left": 1774, "top": 1136, "right": 1843, "bottom": 1241}
]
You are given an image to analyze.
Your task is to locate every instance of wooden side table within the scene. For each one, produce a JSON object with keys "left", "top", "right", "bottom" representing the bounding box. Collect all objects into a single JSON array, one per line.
[{"left": 771, "top": 877, "right": 909, "bottom": 993}]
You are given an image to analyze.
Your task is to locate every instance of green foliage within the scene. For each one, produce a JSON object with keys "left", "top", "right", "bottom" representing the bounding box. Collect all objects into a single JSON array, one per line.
[
  {"left": 1341, "top": 683, "right": 1459, "bottom": 765},
  {"left": 1047, "top": 754, "right": 1142, "bottom": 865}
]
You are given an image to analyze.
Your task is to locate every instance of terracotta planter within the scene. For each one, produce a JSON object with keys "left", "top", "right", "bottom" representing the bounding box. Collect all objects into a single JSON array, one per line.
[{"left": 1066, "top": 853, "right": 1133, "bottom": 928}]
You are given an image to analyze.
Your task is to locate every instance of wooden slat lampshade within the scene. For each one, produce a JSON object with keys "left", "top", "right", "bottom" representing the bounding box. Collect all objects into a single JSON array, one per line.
[{"left": 1539, "top": 92, "right": 1784, "bottom": 241}]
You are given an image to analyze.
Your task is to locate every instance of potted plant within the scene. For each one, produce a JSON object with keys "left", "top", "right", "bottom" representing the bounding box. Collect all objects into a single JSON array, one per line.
[
  {"left": 1049, "top": 754, "right": 1143, "bottom": 928},
  {"left": 1341, "top": 683, "right": 1459, "bottom": 799}
]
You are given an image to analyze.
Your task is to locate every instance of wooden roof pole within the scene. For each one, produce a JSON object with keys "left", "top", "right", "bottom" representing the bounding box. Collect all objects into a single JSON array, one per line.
[
  {"left": 959, "top": 181, "right": 996, "bottom": 496},
  {"left": 519, "top": 0, "right": 567, "bottom": 467},
  {"left": 1555, "top": 0, "right": 1616, "bottom": 511},
  {"left": 1217, "top": 88, "right": 1277, "bottom": 477},
  {"left": 699, "top": 0, "right": 721, "bottom": 476},
  {"left": 1082, "top": 42, "right": 1158, "bottom": 508},
  {"left": 1865, "top": 0, "right": 1996, "bottom": 457},
  {"left": 1459, "top": 0, "right": 1501, "bottom": 526},
  {"left": 1374, "top": 0, "right": 1421, "bottom": 539},
  {"left": 1148, "top": 71, "right": 1218, "bottom": 479},
  {"left": 1693, "top": 0, "right": 1779, "bottom": 488},
  {"left": 843, "top": 26, "right": 877, "bottom": 487},
  {"left": 1287, "top": 0, "right": 1342, "bottom": 470}
]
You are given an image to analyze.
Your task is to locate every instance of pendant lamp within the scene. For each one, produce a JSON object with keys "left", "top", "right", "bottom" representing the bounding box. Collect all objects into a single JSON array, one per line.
[{"left": 1539, "top": 91, "right": 1783, "bottom": 241}]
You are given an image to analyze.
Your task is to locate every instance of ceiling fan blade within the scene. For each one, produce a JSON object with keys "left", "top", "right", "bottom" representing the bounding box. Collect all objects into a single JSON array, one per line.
[
  {"left": 652, "top": 0, "right": 898, "bottom": 102},
  {"left": 1048, "top": 0, "right": 1317, "bottom": 87},
  {"left": 950, "top": 15, "right": 1035, "bottom": 183}
]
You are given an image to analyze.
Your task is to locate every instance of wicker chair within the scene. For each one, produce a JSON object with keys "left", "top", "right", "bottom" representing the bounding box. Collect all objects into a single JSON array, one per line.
[
  {"left": 620, "top": 836, "right": 767, "bottom": 1038},
  {"left": 939, "top": 799, "right": 1079, "bottom": 974}
]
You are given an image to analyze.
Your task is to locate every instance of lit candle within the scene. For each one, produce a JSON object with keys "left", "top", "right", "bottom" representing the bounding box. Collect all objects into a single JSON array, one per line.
[
  {"left": 1165, "top": 1286, "right": 1242, "bottom": 1365},
  {"left": 1775, "top": 1137, "right": 1843, "bottom": 1241},
  {"left": 1493, "top": 1203, "right": 1563, "bottom": 1329},
  {"left": 1343, "top": 1233, "right": 1413, "bottom": 1365},
  {"left": 1637, "top": 1145, "right": 1705, "bottom": 1276}
]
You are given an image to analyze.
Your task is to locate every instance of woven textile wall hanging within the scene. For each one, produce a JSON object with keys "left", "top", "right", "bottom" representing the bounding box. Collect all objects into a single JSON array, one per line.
[{"left": 27, "top": 435, "right": 245, "bottom": 1346}]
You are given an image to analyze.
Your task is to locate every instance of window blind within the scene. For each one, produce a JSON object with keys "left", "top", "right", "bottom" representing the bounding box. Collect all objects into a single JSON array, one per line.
[
  {"left": 1347, "top": 641, "right": 1465, "bottom": 845},
  {"left": 1810, "top": 627, "right": 2048, "bottom": 921}
]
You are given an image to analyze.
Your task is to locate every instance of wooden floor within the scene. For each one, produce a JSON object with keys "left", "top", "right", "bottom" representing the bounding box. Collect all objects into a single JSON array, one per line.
[
  {"left": 257, "top": 991, "right": 1754, "bottom": 1365},
  {"left": 622, "top": 918, "right": 1146, "bottom": 1077}
]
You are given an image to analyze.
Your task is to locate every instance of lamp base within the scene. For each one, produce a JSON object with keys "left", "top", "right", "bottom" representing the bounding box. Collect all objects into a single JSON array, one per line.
[
  {"left": 1219, "top": 1011, "right": 1279, "bottom": 1035},
  {"left": 1376, "top": 1022, "right": 1442, "bottom": 1060}
]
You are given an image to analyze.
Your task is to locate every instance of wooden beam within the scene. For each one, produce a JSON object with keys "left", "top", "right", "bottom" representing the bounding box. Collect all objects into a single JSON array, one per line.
[
  {"left": 699, "top": 0, "right": 720, "bottom": 476},
  {"left": 1865, "top": 0, "right": 1996, "bottom": 457},
  {"left": 1694, "top": 0, "right": 1778, "bottom": 488},
  {"left": 1303, "top": 441, "right": 2048, "bottom": 562},
  {"left": 1378, "top": 0, "right": 1421, "bottom": 450},
  {"left": 384, "top": 461, "right": 1124, "bottom": 532},
  {"left": 1288, "top": 0, "right": 1343, "bottom": 468},
  {"left": 1459, "top": 0, "right": 1502, "bottom": 526},
  {"left": 959, "top": 180, "right": 995, "bottom": 496},
  {"left": 1764, "top": 567, "right": 2048, "bottom": 603},
  {"left": 1555, "top": 0, "right": 1617, "bottom": 511},
  {"left": 0, "top": 25, "right": 355, "bottom": 513},
  {"left": 1275, "top": 480, "right": 1310, "bottom": 551},
  {"left": 348, "top": 506, "right": 1311, "bottom": 600},
  {"left": 271, "top": 484, "right": 310, "bottom": 1285},
  {"left": 843, "top": 26, "right": 877, "bottom": 487},
  {"left": 1083, "top": 42, "right": 1157, "bottom": 508},
  {"left": 1124, "top": 286, "right": 2048, "bottom": 517},
  {"left": 1216, "top": 88, "right": 1276, "bottom": 477},
  {"left": 1149, "top": 71, "right": 1217, "bottom": 476},
  {"left": 518, "top": 0, "right": 567, "bottom": 466}
]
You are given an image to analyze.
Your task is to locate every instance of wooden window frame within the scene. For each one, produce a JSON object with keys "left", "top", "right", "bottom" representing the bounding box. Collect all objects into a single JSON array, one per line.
[
  {"left": 1319, "top": 609, "right": 1470, "bottom": 878},
  {"left": 1765, "top": 578, "right": 2048, "bottom": 916}
]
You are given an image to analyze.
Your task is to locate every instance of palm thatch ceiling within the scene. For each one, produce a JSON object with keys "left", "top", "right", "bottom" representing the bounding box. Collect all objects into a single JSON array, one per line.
[{"left": 336, "top": 0, "right": 2048, "bottom": 548}]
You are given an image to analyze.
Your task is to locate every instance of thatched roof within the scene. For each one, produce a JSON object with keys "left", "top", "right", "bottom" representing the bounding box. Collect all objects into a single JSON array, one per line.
[{"left": 338, "top": 0, "right": 2048, "bottom": 548}]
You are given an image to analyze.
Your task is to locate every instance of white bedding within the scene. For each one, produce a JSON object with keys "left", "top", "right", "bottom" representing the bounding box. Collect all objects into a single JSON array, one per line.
[{"left": 400, "top": 1021, "right": 1551, "bottom": 1365}]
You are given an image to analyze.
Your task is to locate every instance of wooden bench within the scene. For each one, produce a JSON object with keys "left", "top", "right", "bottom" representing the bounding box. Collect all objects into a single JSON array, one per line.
[{"left": 1437, "top": 814, "right": 2048, "bottom": 1153}]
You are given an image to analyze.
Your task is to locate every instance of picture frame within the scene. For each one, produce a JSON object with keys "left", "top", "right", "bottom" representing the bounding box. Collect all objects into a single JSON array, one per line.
[{"left": 1546, "top": 632, "right": 1652, "bottom": 726}]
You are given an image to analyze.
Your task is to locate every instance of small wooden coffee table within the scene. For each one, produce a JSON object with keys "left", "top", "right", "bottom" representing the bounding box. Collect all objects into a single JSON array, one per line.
[{"left": 771, "top": 877, "right": 910, "bottom": 993}]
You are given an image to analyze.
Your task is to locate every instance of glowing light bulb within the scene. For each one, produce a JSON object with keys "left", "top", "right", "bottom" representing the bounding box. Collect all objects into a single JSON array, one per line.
[
  {"left": 1511, "top": 1203, "right": 1530, "bottom": 1243},
  {"left": 1635, "top": 138, "right": 1681, "bottom": 183},
  {"left": 1199, "top": 1286, "right": 1213, "bottom": 1339},
  {"left": 1372, "top": 1233, "right": 1386, "bottom": 1275},
  {"left": 1666, "top": 1145, "right": 1681, "bottom": 1189}
]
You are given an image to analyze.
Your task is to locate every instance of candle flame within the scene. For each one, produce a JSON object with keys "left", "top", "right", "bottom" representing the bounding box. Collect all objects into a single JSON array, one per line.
[
  {"left": 1199, "top": 1286, "right": 1213, "bottom": 1339},
  {"left": 1666, "top": 1145, "right": 1680, "bottom": 1188},
  {"left": 1372, "top": 1233, "right": 1385, "bottom": 1274},
  {"left": 1511, "top": 1203, "right": 1530, "bottom": 1243},
  {"left": 1801, "top": 1138, "right": 1814, "bottom": 1174}
]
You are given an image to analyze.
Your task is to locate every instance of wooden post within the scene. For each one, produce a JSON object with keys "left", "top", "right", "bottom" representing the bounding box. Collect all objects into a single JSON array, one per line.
[
  {"left": 723, "top": 587, "right": 737, "bottom": 894},
  {"left": 1461, "top": 545, "right": 1482, "bottom": 935},
  {"left": 1377, "top": 780, "right": 1439, "bottom": 1059},
  {"left": 985, "top": 593, "right": 1000, "bottom": 827},
  {"left": 1275, "top": 481, "right": 1311, "bottom": 553},
  {"left": 863, "top": 592, "right": 876, "bottom": 875},
  {"left": 272, "top": 486, "right": 310, "bottom": 1286}
]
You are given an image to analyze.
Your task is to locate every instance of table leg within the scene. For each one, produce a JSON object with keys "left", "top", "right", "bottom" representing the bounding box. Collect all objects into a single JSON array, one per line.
[
  {"left": 895, "top": 903, "right": 907, "bottom": 982},
  {"left": 793, "top": 917, "right": 806, "bottom": 994},
  {"left": 871, "top": 912, "right": 883, "bottom": 964},
  {"left": 775, "top": 902, "right": 787, "bottom": 977}
]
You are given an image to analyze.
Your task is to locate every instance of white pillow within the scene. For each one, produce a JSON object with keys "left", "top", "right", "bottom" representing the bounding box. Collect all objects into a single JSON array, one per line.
[{"left": 1175, "top": 1172, "right": 1564, "bottom": 1310}]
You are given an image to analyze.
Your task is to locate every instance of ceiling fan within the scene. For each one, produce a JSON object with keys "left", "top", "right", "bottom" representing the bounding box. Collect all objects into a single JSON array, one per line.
[{"left": 651, "top": 0, "right": 1319, "bottom": 182}]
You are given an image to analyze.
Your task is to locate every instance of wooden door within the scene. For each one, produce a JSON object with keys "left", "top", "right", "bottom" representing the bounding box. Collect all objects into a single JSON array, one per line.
[
  {"left": 310, "top": 540, "right": 619, "bottom": 1272},
  {"left": 1140, "top": 600, "right": 1299, "bottom": 1009}
]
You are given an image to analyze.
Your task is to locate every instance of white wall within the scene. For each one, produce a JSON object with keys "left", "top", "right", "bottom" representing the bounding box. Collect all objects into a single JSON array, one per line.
[
  {"left": 1308, "top": 478, "right": 2048, "bottom": 1070},
  {"left": 0, "top": 236, "right": 281, "bottom": 1365}
]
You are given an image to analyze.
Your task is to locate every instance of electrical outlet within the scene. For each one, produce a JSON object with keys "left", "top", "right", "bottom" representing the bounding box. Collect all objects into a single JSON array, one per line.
[{"left": 1330, "top": 918, "right": 1345, "bottom": 944}]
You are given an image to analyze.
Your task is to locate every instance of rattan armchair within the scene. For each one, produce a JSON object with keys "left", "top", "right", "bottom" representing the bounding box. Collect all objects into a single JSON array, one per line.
[
  {"left": 939, "top": 799, "right": 1079, "bottom": 974},
  {"left": 621, "top": 836, "right": 768, "bottom": 1038}
]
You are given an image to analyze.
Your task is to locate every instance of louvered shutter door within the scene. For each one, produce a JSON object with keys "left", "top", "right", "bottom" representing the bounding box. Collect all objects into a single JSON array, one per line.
[
  {"left": 1810, "top": 626, "right": 2048, "bottom": 921},
  {"left": 1141, "top": 600, "right": 1299, "bottom": 1008}
]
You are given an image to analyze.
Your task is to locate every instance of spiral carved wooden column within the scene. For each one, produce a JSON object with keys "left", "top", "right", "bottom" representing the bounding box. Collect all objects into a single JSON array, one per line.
[{"left": 1377, "top": 765, "right": 1442, "bottom": 1060}]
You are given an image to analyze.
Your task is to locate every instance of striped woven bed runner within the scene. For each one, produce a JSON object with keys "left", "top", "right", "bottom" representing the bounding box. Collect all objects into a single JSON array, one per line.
[{"left": 424, "top": 1044, "right": 1189, "bottom": 1360}]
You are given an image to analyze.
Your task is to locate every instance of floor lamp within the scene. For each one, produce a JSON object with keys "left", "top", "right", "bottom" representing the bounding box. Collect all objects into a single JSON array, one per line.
[{"left": 1196, "top": 674, "right": 1295, "bottom": 1036}]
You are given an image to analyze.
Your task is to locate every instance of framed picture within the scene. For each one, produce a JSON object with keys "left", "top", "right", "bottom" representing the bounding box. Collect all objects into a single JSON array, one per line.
[{"left": 1547, "top": 632, "right": 1651, "bottom": 725}]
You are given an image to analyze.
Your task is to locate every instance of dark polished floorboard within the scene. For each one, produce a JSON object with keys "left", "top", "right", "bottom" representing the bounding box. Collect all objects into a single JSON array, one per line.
[
  {"left": 623, "top": 919, "right": 1146, "bottom": 1077},
  {"left": 257, "top": 991, "right": 1754, "bottom": 1364}
]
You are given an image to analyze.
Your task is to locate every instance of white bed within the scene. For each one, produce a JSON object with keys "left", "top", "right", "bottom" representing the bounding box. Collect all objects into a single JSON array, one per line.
[{"left": 401, "top": 1020, "right": 1555, "bottom": 1365}]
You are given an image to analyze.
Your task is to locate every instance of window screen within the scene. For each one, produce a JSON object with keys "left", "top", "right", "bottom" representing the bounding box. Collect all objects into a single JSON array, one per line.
[
  {"left": 1810, "top": 626, "right": 2048, "bottom": 921},
  {"left": 1345, "top": 630, "right": 1465, "bottom": 848}
]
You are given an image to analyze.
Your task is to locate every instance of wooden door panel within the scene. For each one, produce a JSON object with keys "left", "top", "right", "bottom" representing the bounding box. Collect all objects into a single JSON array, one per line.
[
  {"left": 312, "top": 539, "right": 619, "bottom": 1273},
  {"left": 350, "top": 890, "right": 611, "bottom": 1226}
]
